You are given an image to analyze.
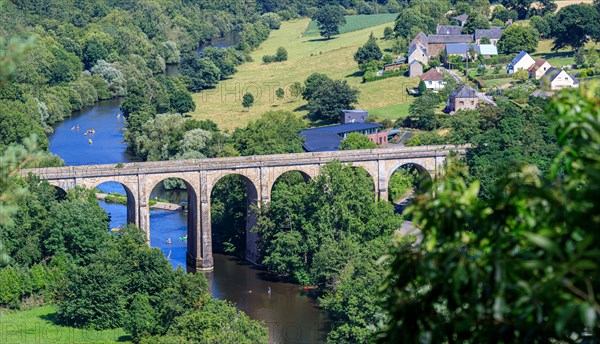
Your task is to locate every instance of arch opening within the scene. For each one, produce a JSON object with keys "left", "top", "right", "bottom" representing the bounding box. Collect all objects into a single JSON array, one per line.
[
  {"left": 147, "top": 178, "right": 198, "bottom": 270},
  {"left": 48, "top": 184, "right": 67, "bottom": 201},
  {"left": 387, "top": 163, "right": 431, "bottom": 210},
  {"left": 210, "top": 174, "right": 259, "bottom": 263},
  {"left": 270, "top": 170, "right": 311, "bottom": 199},
  {"left": 94, "top": 181, "right": 137, "bottom": 231}
]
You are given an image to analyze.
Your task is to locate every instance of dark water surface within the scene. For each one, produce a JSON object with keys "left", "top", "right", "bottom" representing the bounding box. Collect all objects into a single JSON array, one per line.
[{"left": 48, "top": 99, "right": 328, "bottom": 343}]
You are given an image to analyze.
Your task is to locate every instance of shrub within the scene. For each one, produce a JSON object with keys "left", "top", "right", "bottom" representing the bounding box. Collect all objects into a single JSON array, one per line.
[{"left": 262, "top": 47, "right": 288, "bottom": 64}]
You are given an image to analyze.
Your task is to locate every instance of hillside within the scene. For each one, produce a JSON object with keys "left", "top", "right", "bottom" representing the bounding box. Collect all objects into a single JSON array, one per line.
[{"left": 190, "top": 17, "right": 418, "bottom": 130}]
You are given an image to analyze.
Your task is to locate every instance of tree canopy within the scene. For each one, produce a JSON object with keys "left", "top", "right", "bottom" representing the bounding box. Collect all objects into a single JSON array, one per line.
[
  {"left": 354, "top": 33, "right": 382, "bottom": 67},
  {"left": 549, "top": 4, "right": 600, "bottom": 50},
  {"left": 497, "top": 24, "right": 539, "bottom": 54},
  {"left": 313, "top": 5, "right": 347, "bottom": 39},
  {"left": 339, "top": 132, "right": 378, "bottom": 150},
  {"left": 306, "top": 78, "right": 359, "bottom": 123},
  {"left": 379, "top": 84, "right": 600, "bottom": 343}
]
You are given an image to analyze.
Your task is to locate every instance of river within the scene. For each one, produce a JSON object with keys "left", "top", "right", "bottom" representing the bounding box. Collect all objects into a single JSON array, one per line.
[{"left": 47, "top": 99, "right": 329, "bottom": 343}]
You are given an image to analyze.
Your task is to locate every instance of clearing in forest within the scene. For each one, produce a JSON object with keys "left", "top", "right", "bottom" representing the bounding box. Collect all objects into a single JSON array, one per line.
[{"left": 190, "top": 16, "right": 418, "bottom": 131}]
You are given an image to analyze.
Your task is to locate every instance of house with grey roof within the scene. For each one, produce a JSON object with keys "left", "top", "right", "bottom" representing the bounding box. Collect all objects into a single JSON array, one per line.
[
  {"left": 447, "top": 85, "right": 479, "bottom": 113},
  {"left": 427, "top": 34, "right": 474, "bottom": 57},
  {"left": 474, "top": 28, "right": 503, "bottom": 45},
  {"left": 410, "top": 32, "right": 428, "bottom": 49},
  {"left": 408, "top": 44, "right": 429, "bottom": 66},
  {"left": 445, "top": 43, "right": 470, "bottom": 61},
  {"left": 453, "top": 14, "right": 469, "bottom": 27},
  {"left": 540, "top": 67, "right": 578, "bottom": 90},
  {"left": 437, "top": 25, "right": 463, "bottom": 36}
]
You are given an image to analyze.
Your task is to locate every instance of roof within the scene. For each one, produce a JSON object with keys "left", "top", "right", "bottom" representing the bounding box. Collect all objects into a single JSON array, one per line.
[
  {"left": 420, "top": 68, "right": 444, "bottom": 81},
  {"left": 453, "top": 14, "right": 469, "bottom": 22},
  {"left": 476, "top": 44, "right": 498, "bottom": 55},
  {"left": 446, "top": 43, "right": 469, "bottom": 55},
  {"left": 427, "top": 34, "right": 473, "bottom": 44},
  {"left": 410, "top": 32, "right": 428, "bottom": 47},
  {"left": 408, "top": 43, "right": 427, "bottom": 56},
  {"left": 299, "top": 123, "right": 382, "bottom": 152},
  {"left": 511, "top": 50, "right": 531, "bottom": 66},
  {"left": 542, "top": 67, "right": 577, "bottom": 84},
  {"left": 450, "top": 85, "right": 478, "bottom": 99},
  {"left": 529, "top": 58, "right": 549, "bottom": 72},
  {"left": 437, "top": 25, "right": 463, "bottom": 35},
  {"left": 475, "top": 28, "right": 503, "bottom": 40}
]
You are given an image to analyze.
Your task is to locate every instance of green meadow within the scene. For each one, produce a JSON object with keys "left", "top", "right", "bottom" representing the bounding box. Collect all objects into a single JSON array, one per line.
[
  {"left": 0, "top": 306, "right": 130, "bottom": 344},
  {"left": 190, "top": 15, "right": 418, "bottom": 130}
]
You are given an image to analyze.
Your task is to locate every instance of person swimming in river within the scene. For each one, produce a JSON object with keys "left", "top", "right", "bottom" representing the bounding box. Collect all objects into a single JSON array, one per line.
[
  {"left": 88, "top": 138, "right": 93, "bottom": 144},
  {"left": 166, "top": 237, "right": 172, "bottom": 245}
]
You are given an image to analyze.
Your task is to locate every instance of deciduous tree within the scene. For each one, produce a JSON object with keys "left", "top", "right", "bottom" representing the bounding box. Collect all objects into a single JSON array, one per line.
[
  {"left": 549, "top": 4, "right": 600, "bottom": 50},
  {"left": 497, "top": 24, "right": 539, "bottom": 54},
  {"left": 313, "top": 5, "right": 346, "bottom": 39},
  {"left": 339, "top": 132, "right": 377, "bottom": 150},
  {"left": 306, "top": 79, "right": 359, "bottom": 123}
]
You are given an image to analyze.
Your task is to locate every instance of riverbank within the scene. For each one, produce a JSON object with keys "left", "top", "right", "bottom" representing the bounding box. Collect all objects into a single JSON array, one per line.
[{"left": 96, "top": 193, "right": 182, "bottom": 211}]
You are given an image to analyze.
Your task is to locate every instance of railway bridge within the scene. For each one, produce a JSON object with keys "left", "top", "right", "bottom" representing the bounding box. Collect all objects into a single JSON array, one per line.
[{"left": 23, "top": 145, "right": 468, "bottom": 271}]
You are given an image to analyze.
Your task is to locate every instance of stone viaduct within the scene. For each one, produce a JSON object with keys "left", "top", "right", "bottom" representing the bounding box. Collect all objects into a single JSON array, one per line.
[{"left": 22, "top": 145, "right": 467, "bottom": 272}]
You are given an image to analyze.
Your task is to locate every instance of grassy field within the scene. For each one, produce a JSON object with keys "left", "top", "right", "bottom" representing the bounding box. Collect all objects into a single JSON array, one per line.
[
  {"left": 303, "top": 13, "right": 397, "bottom": 37},
  {"left": 190, "top": 16, "right": 417, "bottom": 131},
  {"left": 0, "top": 306, "right": 130, "bottom": 343},
  {"left": 485, "top": 77, "right": 515, "bottom": 88},
  {"left": 555, "top": 0, "right": 594, "bottom": 10}
]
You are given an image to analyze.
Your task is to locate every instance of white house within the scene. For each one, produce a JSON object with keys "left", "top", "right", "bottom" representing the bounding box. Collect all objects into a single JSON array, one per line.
[
  {"left": 528, "top": 58, "right": 552, "bottom": 80},
  {"left": 419, "top": 68, "right": 445, "bottom": 91},
  {"left": 508, "top": 51, "right": 536, "bottom": 74},
  {"left": 540, "top": 67, "right": 579, "bottom": 90}
]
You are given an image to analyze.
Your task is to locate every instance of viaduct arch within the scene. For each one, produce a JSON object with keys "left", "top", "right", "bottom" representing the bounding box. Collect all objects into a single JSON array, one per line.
[{"left": 23, "top": 145, "right": 468, "bottom": 272}]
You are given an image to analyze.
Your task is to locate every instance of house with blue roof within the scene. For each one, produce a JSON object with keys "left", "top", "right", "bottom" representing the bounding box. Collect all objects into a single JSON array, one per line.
[
  {"left": 299, "top": 110, "right": 389, "bottom": 152},
  {"left": 508, "top": 50, "right": 535, "bottom": 74},
  {"left": 445, "top": 43, "right": 469, "bottom": 63},
  {"left": 299, "top": 123, "right": 385, "bottom": 152}
]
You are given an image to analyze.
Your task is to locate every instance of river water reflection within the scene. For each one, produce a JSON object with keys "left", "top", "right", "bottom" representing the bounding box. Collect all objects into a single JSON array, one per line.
[{"left": 48, "top": 100, "right": 328, "bottom": 343}]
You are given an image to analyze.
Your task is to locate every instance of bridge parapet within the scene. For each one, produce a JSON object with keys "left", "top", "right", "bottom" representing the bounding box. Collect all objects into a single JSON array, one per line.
[{"left": 22, "top": 145, "right": 469, "bottom": 180}]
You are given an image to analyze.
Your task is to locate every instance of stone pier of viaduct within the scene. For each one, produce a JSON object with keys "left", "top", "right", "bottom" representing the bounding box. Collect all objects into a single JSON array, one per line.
[{"left": 22, "top": 145, "right": 468, "bottom": 271}]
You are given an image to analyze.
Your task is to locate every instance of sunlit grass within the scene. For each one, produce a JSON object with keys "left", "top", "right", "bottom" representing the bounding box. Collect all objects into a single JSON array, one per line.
[
  {"left": 190, "top": 16, "right": 416, "bottom": 131},
  {"left": 0, "top": 306, "right": 130, "bottom": 344},
  {"left": 303, "top": 13, "right": 397, "bottom": 37}
]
